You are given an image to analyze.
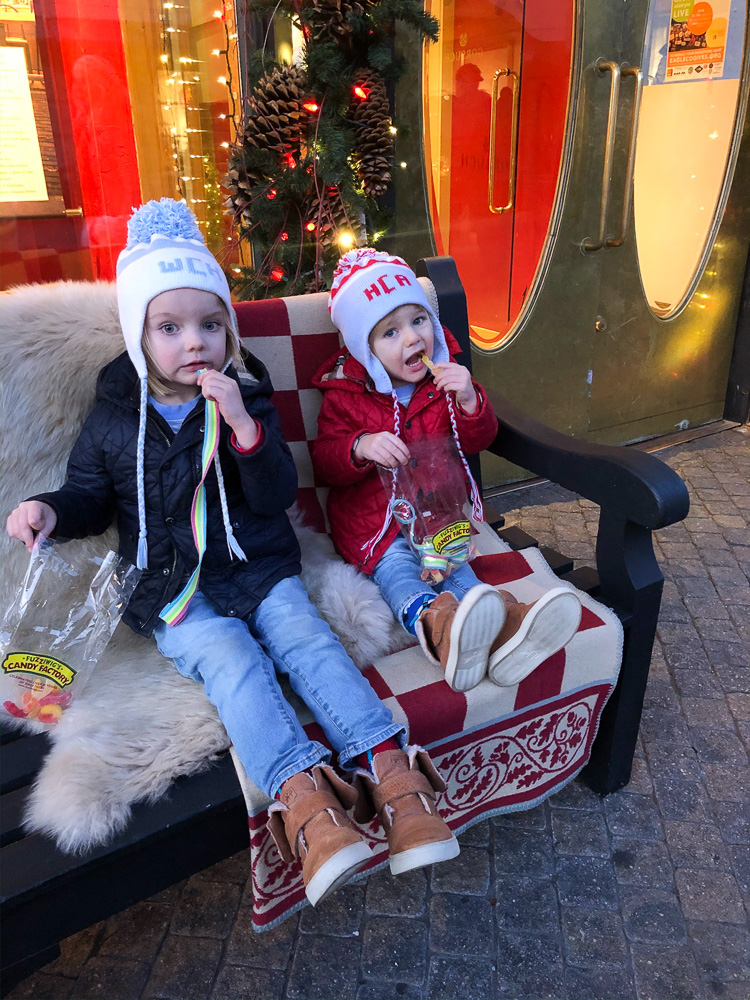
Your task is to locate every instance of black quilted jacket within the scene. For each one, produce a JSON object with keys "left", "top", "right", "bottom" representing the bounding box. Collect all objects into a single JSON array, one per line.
[{"left": 32, "top": 350, "right": 301, "bottom": 636}]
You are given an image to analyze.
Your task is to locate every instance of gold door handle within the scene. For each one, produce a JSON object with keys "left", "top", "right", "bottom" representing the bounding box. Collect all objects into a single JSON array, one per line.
[
  {"left": 488, "top": 68, "right": 520, "bottom": 215},
  {"left": 606, "top": 65, "right": 643, "bottom": 248},
  {"left": 582, "top": 59, "right": 621, "bottom": 251}
]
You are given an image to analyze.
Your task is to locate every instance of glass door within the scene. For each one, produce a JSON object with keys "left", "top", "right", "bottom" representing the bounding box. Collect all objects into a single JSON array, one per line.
[
  {"left": 587, "top": 0, "right": 749, "bottom": 443},
  {"left": 422, "top": 0, "right": 576, "bottom": 350},
  {"left": 381, "top": 0, "right": 749, "bottom": 486}
]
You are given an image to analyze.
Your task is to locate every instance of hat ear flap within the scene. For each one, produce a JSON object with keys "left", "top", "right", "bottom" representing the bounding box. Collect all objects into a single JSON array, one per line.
[
  {"left": 427, "top": 308, "right": 450, "bottom": 366},
  {"left": 365, "top": 350, "right": 394, "bottom": 394}
]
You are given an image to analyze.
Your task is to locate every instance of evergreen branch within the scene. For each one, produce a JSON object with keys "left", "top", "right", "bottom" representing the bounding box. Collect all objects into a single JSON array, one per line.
[{"left": 226, "top": 0, "right": 440, "bottom": 298}]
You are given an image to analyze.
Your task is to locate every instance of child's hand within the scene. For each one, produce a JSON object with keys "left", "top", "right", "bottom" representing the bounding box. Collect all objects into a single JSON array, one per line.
[
  {"left": 197, "top": 369, "right": 258, "bottom": 450},
  {"left": 6, "top": 501, "right": 57, "bottom": 551},
  {"left": 354, "top": 432, "right": 410, "bottom": 468},
  {"left": 431, "top": 362, "right": 478, "bottom": 414}
]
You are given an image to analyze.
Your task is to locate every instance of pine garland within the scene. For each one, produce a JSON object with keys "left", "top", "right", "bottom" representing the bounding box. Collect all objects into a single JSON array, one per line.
[{"left": 224, "top": 0, "right": 438, "bottom": 299}]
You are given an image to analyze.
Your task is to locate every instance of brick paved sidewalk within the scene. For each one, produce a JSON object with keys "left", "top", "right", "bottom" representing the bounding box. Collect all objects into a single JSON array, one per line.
[{"left": 7, "top": 426, "right": 749, "bottom": 1000}]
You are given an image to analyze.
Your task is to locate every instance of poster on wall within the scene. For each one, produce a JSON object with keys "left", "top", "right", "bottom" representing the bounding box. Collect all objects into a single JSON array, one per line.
[
  {"left": 0, "top": 46, "right": 49, "bottom": 202},
  {"left": 667, "top": 0, "right": 731, "bottom": 80}
]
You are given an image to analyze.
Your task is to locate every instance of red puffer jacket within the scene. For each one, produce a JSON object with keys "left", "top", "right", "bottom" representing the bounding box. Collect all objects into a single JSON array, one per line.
[{"left": 311, "top": 328, "right": 499, "bottom": 574}]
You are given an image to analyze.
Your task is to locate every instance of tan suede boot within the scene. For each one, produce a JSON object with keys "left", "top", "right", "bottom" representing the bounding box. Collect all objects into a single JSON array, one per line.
[
  {"left": 266, "top": 764, "right": 373, "bottom": 906},
  {"left": 415, "top": 584, "right": 505, "bottom": 692},
  {"left": 487, "top": 586, "right": 582, "bottom": 686},
  {"left": 361, "top": 748, "right": 459, "bottom": 875}
]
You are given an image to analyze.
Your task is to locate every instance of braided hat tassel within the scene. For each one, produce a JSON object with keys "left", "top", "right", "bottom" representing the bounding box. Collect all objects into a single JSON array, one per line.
[{"left": 446, "top": 394, "right": 485, "bottom": 524}]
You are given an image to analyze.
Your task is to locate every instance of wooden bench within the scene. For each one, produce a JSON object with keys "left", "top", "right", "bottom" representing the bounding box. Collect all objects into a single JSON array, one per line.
[{"left": 0, "top": 257, "right": 689, "bottom": 993}]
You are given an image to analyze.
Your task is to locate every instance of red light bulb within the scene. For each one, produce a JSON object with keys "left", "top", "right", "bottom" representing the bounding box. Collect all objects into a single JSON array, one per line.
[
  {"left": 271, "top": 267, "right": 285, "bottom": 281},
  {"left": 353, "top": 85, "right": 369, "bottom": 100},
  {"left": 305, "top": 222, "right": 316, "bottom": 232},
  {"left": 303, "top": 100, "right": 319, "bottom": 113},
  {"left": 280, "top": 232, "right": 289, "bottom": 241},
  {"left": 266, "top": 188, "right": 277, "bottom": 200}
]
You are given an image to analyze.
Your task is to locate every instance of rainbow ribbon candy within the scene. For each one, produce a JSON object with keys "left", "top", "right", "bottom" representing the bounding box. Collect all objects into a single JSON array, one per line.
[{"left": 159, "top": 393, "right": 220, "bottom": 626}]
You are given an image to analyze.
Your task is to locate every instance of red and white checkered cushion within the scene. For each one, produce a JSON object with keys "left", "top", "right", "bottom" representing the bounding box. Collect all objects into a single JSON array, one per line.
[
  {"left": 232, "top": 288, "right": 623, "bottom": 930},
  {"left": 234, "top": 279, "right": 440, "bottom": 532}
]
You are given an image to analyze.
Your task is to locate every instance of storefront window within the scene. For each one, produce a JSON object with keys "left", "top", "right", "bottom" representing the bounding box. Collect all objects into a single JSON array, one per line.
[
  {"left": 634, "top": 0, "right": 747, "bottom": 317},
  {"left": 0, "top": 0, "right": 241, "bottom": 289}
]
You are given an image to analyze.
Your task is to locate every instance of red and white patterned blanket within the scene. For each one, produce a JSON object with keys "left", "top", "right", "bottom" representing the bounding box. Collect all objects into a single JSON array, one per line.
[{"left": 230, "top": 525, "right": 622, "bottom": 930}]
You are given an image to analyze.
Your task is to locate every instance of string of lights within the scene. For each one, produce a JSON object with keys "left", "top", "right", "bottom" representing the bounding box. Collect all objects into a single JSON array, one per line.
[{"left": 156, "top": 0, "right": 240, "bottom": 256}]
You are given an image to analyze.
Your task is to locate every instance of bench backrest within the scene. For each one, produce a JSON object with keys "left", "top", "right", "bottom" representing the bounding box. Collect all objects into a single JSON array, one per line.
[{"left": 234, "top": 280, "right": 441, "bottom": 531}]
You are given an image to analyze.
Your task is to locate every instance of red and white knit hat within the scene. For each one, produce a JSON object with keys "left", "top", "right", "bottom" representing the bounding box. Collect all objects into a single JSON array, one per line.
[{"left": 328, "top": 248, "right": 449, "bottom": 392}]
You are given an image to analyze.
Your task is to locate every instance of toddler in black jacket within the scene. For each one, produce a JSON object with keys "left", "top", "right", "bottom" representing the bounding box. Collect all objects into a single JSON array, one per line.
[{"left": 6, "top": 200, "right": 458, "bottom": 904}]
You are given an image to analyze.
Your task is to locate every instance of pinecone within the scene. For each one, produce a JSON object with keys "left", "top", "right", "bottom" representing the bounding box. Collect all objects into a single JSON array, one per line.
[
  {"left": 224, "top": 64, "right": 308, "bottom": 220},
  {"left": 305, "top": 186, "right": 354, "bottom": 249},
  {"left": 304, "top": 0, "right": 371, "bottom": 42},
  {"left": 348, "top": 68, "right": 394, "bottom": 199},
  {"left": 303, "top": 275, "right": 327, "bottom": 294},
  {"left": 239, "top": 64, "right": 307, "bottom": 173},
  {"left": 224, "top": 157, "right": 256, "bottom": 224}
]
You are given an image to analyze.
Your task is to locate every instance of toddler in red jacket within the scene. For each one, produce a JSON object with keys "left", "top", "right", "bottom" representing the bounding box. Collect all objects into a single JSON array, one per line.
[{"left": 312, "top": 249, "right": 582, "bottom": 691}]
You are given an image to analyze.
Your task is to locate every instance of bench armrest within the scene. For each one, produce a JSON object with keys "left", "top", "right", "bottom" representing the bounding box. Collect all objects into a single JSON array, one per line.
[
  {"left": 486, "top": 390, "right": 690, "bottom": 530},
  {"left": 414, "top": 254, "right": 689, "bottom": 531}
]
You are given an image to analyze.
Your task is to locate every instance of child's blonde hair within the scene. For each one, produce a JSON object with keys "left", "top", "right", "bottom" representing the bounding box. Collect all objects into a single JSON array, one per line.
[{"left": 142, "top": 300, "right": 244, "bottom": 397}]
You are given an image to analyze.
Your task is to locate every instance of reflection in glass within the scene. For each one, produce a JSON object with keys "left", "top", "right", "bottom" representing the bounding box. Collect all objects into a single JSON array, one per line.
[{"left": 0, "top": 0, "right": 241, "bottom": 289}]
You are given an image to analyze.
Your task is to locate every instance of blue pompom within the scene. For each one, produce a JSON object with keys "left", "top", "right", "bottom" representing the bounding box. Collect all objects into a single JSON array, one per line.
[{"left": 126, "top": 199, "right": 204, "bottom": 247}]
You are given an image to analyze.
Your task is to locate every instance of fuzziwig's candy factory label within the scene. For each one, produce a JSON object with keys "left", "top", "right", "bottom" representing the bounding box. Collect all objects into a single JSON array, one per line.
[
  {"left": 2, "top": 652, "right": 76, "bottom": 689},
  {"left": 432, "top": 520, "right": 471, "bottom": 555}
]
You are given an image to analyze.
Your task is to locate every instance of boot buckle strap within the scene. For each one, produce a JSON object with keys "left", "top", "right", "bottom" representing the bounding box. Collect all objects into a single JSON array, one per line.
[
  {"left": 266, "top": 809, "right": 295, "bottom": 863},
  {"left": 371, "top": 771, "right": 435, "bottom": 814},
  {"left": 284, "top": 789, "right": 348, "bottom": 856}
]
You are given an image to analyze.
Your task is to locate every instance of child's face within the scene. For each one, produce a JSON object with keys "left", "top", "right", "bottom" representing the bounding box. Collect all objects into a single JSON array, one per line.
[
  {"left": 368, "top": 303, "right": 434, "bottom": 388},
  {"left": 144, "top": 288, "right": 229, "bottom": 402}
]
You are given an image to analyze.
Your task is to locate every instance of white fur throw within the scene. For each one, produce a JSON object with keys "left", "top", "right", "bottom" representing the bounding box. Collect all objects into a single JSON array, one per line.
[{"left": 0, "top": 280, "right": 407, "bottom": 854}]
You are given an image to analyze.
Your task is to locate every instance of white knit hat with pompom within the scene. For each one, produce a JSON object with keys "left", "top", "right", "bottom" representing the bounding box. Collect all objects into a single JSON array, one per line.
[
  {"left": 116, "top": 198, "right": 239, "bottom": 377},
  {"left": 115, "top": 199, "right": 243, "bottom": 571}
]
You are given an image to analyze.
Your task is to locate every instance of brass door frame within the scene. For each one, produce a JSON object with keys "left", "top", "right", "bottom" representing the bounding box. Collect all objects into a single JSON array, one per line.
[
  {"left": 391, "top": 1, "right": 582, "bottom": 356},
  {"left": 472, "top": 1, "right": 629, "bottom": 430},
  {"left": 391, "top": 1, "right": 749, "bottom": 489}
]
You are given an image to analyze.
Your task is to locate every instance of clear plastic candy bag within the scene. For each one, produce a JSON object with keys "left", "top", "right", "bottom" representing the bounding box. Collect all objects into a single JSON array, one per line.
[
  {"left": 1, "top": 542, "right": 140, "bottom": 725},
  {"left": 379, "top": 436, "right": 477, "bottom": 584}
]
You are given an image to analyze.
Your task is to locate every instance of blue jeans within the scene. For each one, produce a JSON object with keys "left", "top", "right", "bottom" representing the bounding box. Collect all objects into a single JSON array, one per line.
[
  {"left": 153, "top": 577, "right": 404, "bottom": 797},
  {"left": 372, "top": 534, "right": 483, "bottom": 633}
]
